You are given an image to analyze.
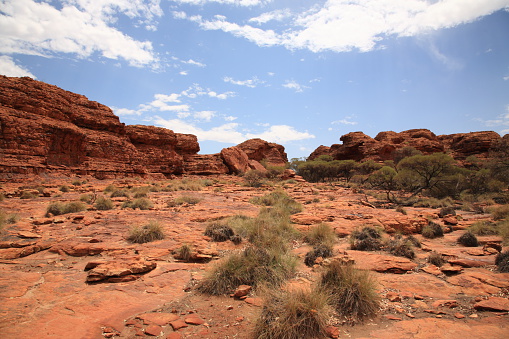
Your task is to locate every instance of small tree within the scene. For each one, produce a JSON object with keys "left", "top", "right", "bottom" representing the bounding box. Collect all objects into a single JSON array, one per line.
[{"left": 368, "top": 166, "right": 399, "bottom": 201}]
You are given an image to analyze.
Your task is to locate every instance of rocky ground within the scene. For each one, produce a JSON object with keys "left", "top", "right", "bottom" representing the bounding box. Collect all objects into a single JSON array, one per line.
[{"left": 1, "top": 175, "right": 508, "bottom": 339}]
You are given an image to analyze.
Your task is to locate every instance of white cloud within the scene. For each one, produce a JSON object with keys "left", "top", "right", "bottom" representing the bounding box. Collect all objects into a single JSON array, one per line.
[
  {"left": 182, "top": 59, "right": 206, "bottom": 67},
  {"left": 224, "top": 116, "right": 237, "bottom": 121},
  {"left": 194, "top": 110, "right": 216, "bottom": 121},
  {"left": 282, "top": 80, "right": 309, "bottom": 93},
  {"left": 249, "top": 9, "right": 291, "bottom": 25},
  {"left": 224, "top": 76, "right": 264, "bottom": 88},
  {"left": 155, "top": 117, "right": 246, "bottom": 143},
  {"left": 171, "top": 0, "right": 271, "bottom": 6},
  {"left": 0, "top": 0, "right": 159, "bottom": 67},
  {"left": 0, "top": 55, "right": 36, "bottom": 78},
  {"left": 113, "top": 107, "right": 141, "bottom": 116},
  {"left": 332, "top": 117, "right": 358, "bottom": 125},
  {"left": 179, "top": 70, "right": 188, "bottom": 75},
  {"left": 179, "top": 0, "right": 509, "bottom": 53},
  {"left": 478, "top": 105, "right": 509, "bottom": 135},
  {"left": 504, "top": 75, "right": 509, "bottom": 81},
  {"left": 246, "top": 125, "right": 315, "bottom": 143}
]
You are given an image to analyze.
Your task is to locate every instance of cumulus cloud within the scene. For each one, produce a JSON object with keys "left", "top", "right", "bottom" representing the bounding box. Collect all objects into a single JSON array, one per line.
[
  {"left": 246, "top": 125, "right": 315, "bottom": 143},
  {"left": 282, "top": 80, "right": 309, "bottom": 93},
  {"left": 0, "top": 0, "right": 160, "bottom": 66},
  {"left": 0, "top": 55, "right": 36, "bottom": 78},
  {"left": 482, "top": 105, "right": 509, "bottom": 135},
  {"left": 223, "top": 76, "right": 264, "bottom": 88},
  {"left": 178, "top": 0, "right": 509, "bottom": 53},
  {"left": 331, "top": 117, "right": 358, "bottom": 125},
  {"left": 182, "top": 59, "right": 206, "bottom": 67}
]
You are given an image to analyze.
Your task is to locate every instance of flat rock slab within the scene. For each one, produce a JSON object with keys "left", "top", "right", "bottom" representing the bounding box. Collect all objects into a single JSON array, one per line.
[
  {"left": 348, "top": 251, "right": 418, "bottom": 273},
  {"left": 85, "top": 257, "right": 157, "bottom": 282},
  {"left": 474, "top": 297, "right": 509, "bottom": 312},
  {"left": 136, "top": 312, "right": 179, "bottom": 326}
]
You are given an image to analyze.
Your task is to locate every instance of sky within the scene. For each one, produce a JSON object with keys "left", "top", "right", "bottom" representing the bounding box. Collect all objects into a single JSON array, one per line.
[{"left": 1, "top": 0, "right": 509, "bottom": 159}]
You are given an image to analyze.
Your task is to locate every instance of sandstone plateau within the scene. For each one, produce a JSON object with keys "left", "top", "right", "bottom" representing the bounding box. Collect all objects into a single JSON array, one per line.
[{"left": 0, "top": 77, "right": 508, "bottom": 338}]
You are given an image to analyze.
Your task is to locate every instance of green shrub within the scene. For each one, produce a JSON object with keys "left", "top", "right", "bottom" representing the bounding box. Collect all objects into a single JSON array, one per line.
[
  {"left": 59, "top": 185, "right": 70, "bottom": 193},
  {"left": 94, "top": 196, "right": 114, "bottom": 210},
  {"left": 350, "top": 226, "right": 383, "bottom": 251},
  {"left": 121, "top": 198, "right": 153, "bottom": 210},
  {"left": 164, "top": 178, "right": 204, "bottom": 191},
  {"left": 495, "top": 251, "right": 509, "bottom": 273},
  {"left": 167, "top": 195, "right": 202, "bottom": 207},
  {"left": 438, "top": 206, "right": 456, "bottom": 218},
  {"left": 253, "top": 287, "right": 330, "bottom": 339},
  {"left": 110, "top": 189, "right": 130, "bottom": 198},
  {"left": 406, "top": 234, "right": 421, "bottom": 248},
  {"left": 457, "top": 232, "right": 478, "bottom": 247},
  {"left": 204, "top": 222, "right": 234, "bottom": 242},
  {"left": 305, "top": 223, "right": 336, "bottom": 247},
  {"left": 197, "top": 246, "right": 296, "bottom": 295},
  {"left": 243, "top": 170, "right": 266, "bottom": 187},
  {"left": 413, "top": 197, "right": 453, "bottom": 208},
  {"left": 469, "top": 220, "right": 498, "bottom": 236},
  {"left": 127, "top": 220, "right": 165, "bottom": 243},
  {"left": 132, "top": 186, "right": 150, "bottom": 198},
  {"left": 80, "top": 194, "right": 94, "bottom": 203},
  {"left": 421, "top": 221, "right": 444, "bottom": 239},
  {"left": 497, "top": 219, "right": 509, "bottom": 245},
  {"left": 20, "top": 190, "right": 37, "bottom": 199},
  {"left": 46, "top": 201, "right": 87, "bottom": 217},
  {"left": 318, "top": 261, "right": 379, "bottom": 321},
  {"left": 427, "top": 251, "right": 445, "bottom": 267},
  {"left": 491, "top": 204, "right": 509, "bottom": 221}
]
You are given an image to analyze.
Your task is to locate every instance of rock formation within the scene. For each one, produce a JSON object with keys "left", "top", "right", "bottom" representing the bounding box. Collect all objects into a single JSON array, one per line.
[
  {"left": 0, "top": 76, "right": 287, "bottom": 179},
  {"left": 310, "top": 129, "right": 503, "bottom": 162}
]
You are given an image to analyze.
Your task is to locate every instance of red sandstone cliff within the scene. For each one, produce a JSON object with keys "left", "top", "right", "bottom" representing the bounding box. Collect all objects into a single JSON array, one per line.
[{"left": 0, "top": 76, "right": 288, "bottom": 179}]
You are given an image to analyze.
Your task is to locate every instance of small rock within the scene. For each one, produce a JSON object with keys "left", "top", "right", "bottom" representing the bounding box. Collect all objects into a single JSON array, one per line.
[
  {"left": 169, "top": 319, "right": 188, "bottom": 331},
  {"left": 386, "top": 292, "right": 401, "bottom": 302},
  {"left": 384, "top": 315, "right": 402, "bottom": 321},
  {"left": 431, "top": 300, "right": 458, "bottom": 308},
  {"left": 454, "top": 313, "right": 465, "bottom": 319},
  {"left": 184, "top": 316, "right": 204, "bottom": 325},
  {"left": 325, "top": 326, "right": 340, "bottom": 338},
  {"left": 166, "top": 333, "right": 182, "bottom": 339},
  {"left": 232, "top": 285, "right": 252, "bottom": 298},
  {"left": 474, "top": 297, "right": 509, "bottom": 312},
  {"left": 244, "top": 297, "right": 263, "bottom": 307}
]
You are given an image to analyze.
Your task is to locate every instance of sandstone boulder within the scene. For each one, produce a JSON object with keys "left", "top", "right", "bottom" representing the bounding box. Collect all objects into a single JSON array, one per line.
[
  {"left": 220, "top": 146, "right": 250, "bottom": 174},
  {"left": 237, "top": 138, "right": 288, "bottom": 166}
]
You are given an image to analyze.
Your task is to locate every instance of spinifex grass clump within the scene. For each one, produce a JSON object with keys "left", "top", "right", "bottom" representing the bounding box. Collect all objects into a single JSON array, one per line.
[
  {"left": 305, "top": 223, "right": 336, "bottom": 247},
  {"left": 457, "top": 231, "right": 478, "bottom": 247},
  {"left": 427, "top": 251, "right": 445, "bottom": 267},
  {"left": 197, "top": 246, "right": 297, "bottom": 295},
  {"left": 110, "top": 189, "right": 130, "bottom": 198},
  {"left": 384, "top": 235, "right": 415, "bottom": 259},
  {"left": 164, "top": 178, "right": 205, "bottom": 191},
  {"left": 46, "top": 201, "right": 87, "bottom": 216},
  {"left": 468, "top": 220, "right": 498, "bottom": 236},
  {"left": 491, "top": 204, "right": 509, "bottom": 221},
  {"left": 495, "top": 251, "right": 509, "bottom": 273},
  {"left": 94, "top": 196, "right": 114, "bottom": 210},
  {"left": 318, "top": 261, "right": 379, "bottom": 321},
  {"left": 304, "top": 244, "right": 334, "bottom": 267},
  {"left": 249, "top": 189, "right": 302, "bottom": 215},
  {"left": 204, "top": 222, "right": 235, "bottom": 242},
  {"left": 121, "top": 198, "right": 153, "bottom": 210},
  {"left": 127, "top": 220, "right": 165, "bottom": 244},
  {"left": 167, "top": 195, "right": 202, "bottom": 207},
  {"left": 421, "top": 221, "right": 444, "bottom": 239},
  {"left": 350, "top": 226, "right": 383, "bottom": 251},
  {"left": 253, "top": 287, "right": 331, "bottom": 339}
]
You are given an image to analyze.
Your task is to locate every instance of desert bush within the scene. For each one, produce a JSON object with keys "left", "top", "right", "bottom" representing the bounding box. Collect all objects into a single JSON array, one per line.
[
  {"left": 94, "top": 196, "right": 114, "bottom": 210},
  {"left": 413, "top": 197, "right": 453, "bottom": 208},
  {"left": 384, "top": 236, "right": 415, "bottom": 259},
  {"left": 80, "top": 194, "right": 94, "bottom": 203},
  {"left": 164, "top": 178, "right": 204, "bottom": 191},
  {"left": 350, "top": 226, "right": 383, "bottom": 251},
  {"left": 46, "top": 201, "right": 87, "bottom": 217},
  {"left": 491, "top": 204, "right": 509, "bottom": 221},
  {"left": 396, "top": 206, "right": 407, "bottom": 215},
  {"left": 427, "top": 251, "right": 445, "bottom": 267},
  {"left": 305, "top": 223, "right": 336, "bottom": 247},
  {"left": 110, "top": 189, "right": 130, "bottom": 198},
  {"left": 197, "top": 246, "right": 297, "bottom": 295},
  {"left": 59, "top": 185, "right": 70, "bottom": 193},
  {"left": 397, "top": 153, "right": 454, "bottom": 192},
  {"left": 204, "top": 222, "right": 235, "bottom": 242},
  {"left": 121, "top": 198, "right": 153, "bottom": 210},
  {"left": 231, "top": 234, "right": 243, "bottom": 245},
  {"left": 132, "top": 186, "right": 150, "bottom": 198},
  {"left": 495, "top": 251, "right": 509, "bottom": 273},
  {"left": 20, "top": 190, "right": 37, "bottom": 199},
  {"left": 457, "top": 231, "right": 478, "bottom": 247},
  {"left": 127, "top": 220, "right": 165, "bottom": 243},
  {"left": 167, "top": 195, "right": 202, "bottom": 207},
  {"left": 438, "top": 206, "right": 456, "bottom": 218},
  {"left": 176, "top": 244, "right": 192, "bottom": 262},
  {"left": 71, "top": 179, "right": 83, "bottom": 186},
  {"left": 421, "top": 221, "right": 444, "bottom": 239},
  {"left": 318, "top": 261, "right": 379, "bottom": 321},
  {"left": 104, "top": 184, "right": 117, "bottom": 193},
  {"left": 406, "top": 234, "right": 421, "bottom": 248},
  {"left": 250, "top": 190, "right": 302, "bottom": 215},
  {"left": 497, "top": 219, "right": 509, "bottom": 245},
  {"left": 253, "top": 287, "right": 330, "bottom": 339},
  {"left": 468, "top": 220, "right": 498, "bottom": 236},
  {"left": 265, "top": 165, "right": 286, "bottom": 180},
  {"left": 304, "top": 244, "right": 333, "bottom": 267}
]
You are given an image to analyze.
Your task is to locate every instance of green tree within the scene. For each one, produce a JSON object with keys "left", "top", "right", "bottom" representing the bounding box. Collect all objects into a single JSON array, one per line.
[
  {"left": 397, "top": 153, "right": 454, "bottom": 195},
  {"left": 368, "top": 166, "right": 399, "bottom": 201}
]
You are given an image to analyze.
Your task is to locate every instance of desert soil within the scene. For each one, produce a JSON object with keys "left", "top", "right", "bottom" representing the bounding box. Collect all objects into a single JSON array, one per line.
[{"left": 1, "top": 175, "right": 508, "bottom": 339}]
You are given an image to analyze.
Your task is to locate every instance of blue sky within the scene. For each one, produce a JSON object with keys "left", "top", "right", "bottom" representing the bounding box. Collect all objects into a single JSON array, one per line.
[{"left": 1, "top": 0, "right": 509, "bottom": 159}]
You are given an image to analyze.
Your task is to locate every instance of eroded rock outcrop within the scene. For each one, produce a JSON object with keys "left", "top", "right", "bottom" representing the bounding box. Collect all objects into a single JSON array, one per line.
[
  {"left": 0, "top": 76, "right": 288, "bottom": 178},
  {"left": 310, "top": 129, "right": 503, "bottom": 162}
]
